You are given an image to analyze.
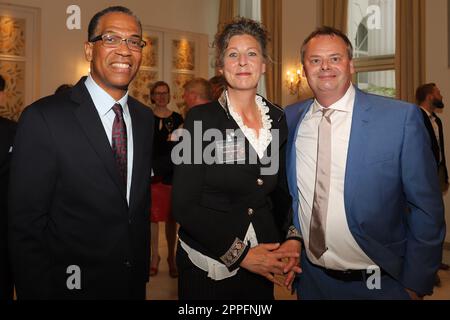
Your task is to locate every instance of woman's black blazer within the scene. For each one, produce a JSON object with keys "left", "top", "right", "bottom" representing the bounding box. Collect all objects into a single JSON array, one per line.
[{"left": 172, "top": 94, "right": 295, "bottom": 271}]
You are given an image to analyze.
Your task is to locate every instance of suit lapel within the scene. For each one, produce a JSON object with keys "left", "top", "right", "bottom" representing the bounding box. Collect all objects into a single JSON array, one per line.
[
  {"left": 285, "top": 100, "right": 313, "bottom": 231},
  {"left": 435, "top": 115, "right": 446, "bottom": 162},
  {"left": 218, "top": 98, "right": 284, "bottom": 172},
  {"left": 344, "top": 88, "right": 371, "bottom": 212},
  {"left": 71, "top": 79, "right": 128, "bottom": 203},
  {"left": 261, "top": 100, "right": 286, "bottom": 164},
  {"left": 128, "top": 100, "right": 145, "bottom": 214}
]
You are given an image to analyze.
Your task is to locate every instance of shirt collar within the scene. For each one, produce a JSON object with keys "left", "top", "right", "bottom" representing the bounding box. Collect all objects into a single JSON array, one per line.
[
  {"left": 312, "top": 84, "right": 355, "bottom": 114},
  {"left": 420, "top": 106, "right": 433, "bottom": 118},
  {"left": 225, "top": 90, "right": 265, "bottom": 112},
  {"left": 218, "top": 90, "right": 267, "bottom": 119},
  {"left": 84, "top": 74, "right": 129, "bottom": 117}
]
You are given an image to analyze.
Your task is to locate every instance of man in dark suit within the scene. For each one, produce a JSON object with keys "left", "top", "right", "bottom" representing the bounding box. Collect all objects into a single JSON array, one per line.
[
  {"left": 0, "top": 75, "right": 16, "bottom": 301},
  {"left": 182, "top": 77, "right": 212, "bottom": 112},
  {"left": 416, "top": 83, "right": 449, "bottom": 275},
  {"left": 8, "top": 6, "right": 154, "bottom": 299},
  {"left": 285, "top": 27, "right": 445, "bottom": 299},
  {"left": 416, "top": 83, "right": 448, "bottom": 191}
]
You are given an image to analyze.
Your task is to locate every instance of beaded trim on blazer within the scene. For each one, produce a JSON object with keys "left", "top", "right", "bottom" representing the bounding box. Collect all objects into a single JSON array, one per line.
[
  {"left": 220, "top": 238, "right": 247, "bottom": 267},
  {"left": 286, "top": 225, "right": 302, "bottom": 240}
]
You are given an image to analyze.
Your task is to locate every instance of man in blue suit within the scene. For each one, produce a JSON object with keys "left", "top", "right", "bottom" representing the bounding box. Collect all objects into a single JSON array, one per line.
[{"left": 285, "top": 27, "right": 445, "bottom": 300}]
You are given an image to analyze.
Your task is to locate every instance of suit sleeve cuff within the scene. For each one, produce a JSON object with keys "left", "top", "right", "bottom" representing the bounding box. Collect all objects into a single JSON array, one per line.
[
  {"left": 286, "top": 225, "right": 302, "bottom": 241},
  {"left": 220, "top": 238, "right": 249, "bottom": 272}
]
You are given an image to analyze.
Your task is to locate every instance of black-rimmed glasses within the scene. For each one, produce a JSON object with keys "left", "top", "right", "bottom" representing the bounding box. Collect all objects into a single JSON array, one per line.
[{"left": 90, "top": 34, "right": 146, "bottom": 51}]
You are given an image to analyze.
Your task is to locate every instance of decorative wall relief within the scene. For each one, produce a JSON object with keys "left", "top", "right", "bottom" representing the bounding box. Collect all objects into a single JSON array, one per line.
[
  {"left": 0, "top": 61, "right": 25, "bottom": 121},
  {"left": 129, "top": 70, "right": 158, "bottom": 106},
  {"left": 0, "top": 4, "right": 39, "bottom": 121},
  {"left": 0, "top": 13, "right": 27, "bottom": 121},
  {"left": 129, "top": 30, "right": 162, "bottom": 108},
  {"left": 141, "top": 35, "right": 159, "bottom": 68},
  {"left": 0, "top": 15, "right": 26, "bottom": 57},
  {"left": 172, "top": 39, "right": 195, "bottom": 71},
  {"left": 171, "top": 72, "right": 195, "bottom": 113},
  {"left": 128, "top": 27, "right": 207, "bottom": 113},
  {"left": 169, "top": 37, "right": 197, "bottom": 113}
]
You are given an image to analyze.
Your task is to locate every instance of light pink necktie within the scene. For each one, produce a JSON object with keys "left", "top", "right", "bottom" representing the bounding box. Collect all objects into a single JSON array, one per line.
[{"left": 309, "top": 108, "right": 334, "bottom": 259}]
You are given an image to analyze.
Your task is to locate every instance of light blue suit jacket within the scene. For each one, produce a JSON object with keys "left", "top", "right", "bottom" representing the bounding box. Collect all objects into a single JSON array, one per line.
[{"left": 285, "top": 87, "right": 446, "bottom": 295}]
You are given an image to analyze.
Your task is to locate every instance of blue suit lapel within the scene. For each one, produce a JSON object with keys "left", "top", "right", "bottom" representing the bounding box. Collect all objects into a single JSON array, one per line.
[
  {"left": 287, "top": 101, "right": 313, "bottom": 199},
  {"left": 344, "top": 88, "right": 372, "bottom": 213},
  {"left": 286, "top": 100, "right": 313, "bottom": 231}
]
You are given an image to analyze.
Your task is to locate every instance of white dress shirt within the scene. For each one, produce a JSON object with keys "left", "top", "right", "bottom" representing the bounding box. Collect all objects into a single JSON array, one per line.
[
  {"left": 421, "top": 107, "right": 441, "bottom": 162},
  {"left": 84, "top": 74, "right": 134, "bottom": 203},
  {"left": 296, "top": 85, "right": 375, "bottom": 270}
]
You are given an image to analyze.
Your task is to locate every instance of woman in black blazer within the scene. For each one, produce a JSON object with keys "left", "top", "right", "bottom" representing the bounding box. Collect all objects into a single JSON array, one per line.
[{"left": 172, "top": 18, "right": 301, "bottom": 300}]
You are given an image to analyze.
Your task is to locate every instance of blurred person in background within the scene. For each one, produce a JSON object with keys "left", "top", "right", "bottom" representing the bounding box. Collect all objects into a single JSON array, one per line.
[
  {"left": 182, "top": 77, "right": 212, "bottom": 117},
  {"left": 149, "top": 81, "right": 183, "bottom": 278}
]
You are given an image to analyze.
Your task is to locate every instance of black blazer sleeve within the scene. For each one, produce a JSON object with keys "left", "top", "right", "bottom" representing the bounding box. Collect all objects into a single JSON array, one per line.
[{"left": 8, "top": 105, "right": 57, "bottom": 299}]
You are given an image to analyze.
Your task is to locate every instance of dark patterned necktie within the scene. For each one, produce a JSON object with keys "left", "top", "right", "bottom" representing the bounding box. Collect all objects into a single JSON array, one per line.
[{"left": 112, "top": 103, "right": 127, "bottom": 185}]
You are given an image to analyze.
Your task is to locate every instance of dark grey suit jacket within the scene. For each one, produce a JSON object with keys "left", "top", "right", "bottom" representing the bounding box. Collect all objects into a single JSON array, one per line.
[{"left": 9, "top": 77, "right": 154, "bottom": 299}]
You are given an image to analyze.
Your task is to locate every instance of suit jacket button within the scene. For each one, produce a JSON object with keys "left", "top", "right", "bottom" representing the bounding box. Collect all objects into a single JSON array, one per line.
[
  {"left": 248, "top": 208, "right": 254, "bottom": 216},
  {"left": 257, "top": 178, "right": 264, "bottom": 186}
]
